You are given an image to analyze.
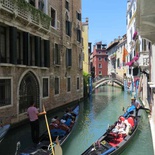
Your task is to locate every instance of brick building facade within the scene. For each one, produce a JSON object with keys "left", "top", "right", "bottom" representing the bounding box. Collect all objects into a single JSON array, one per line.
[{"left": 0, "top": 0, "right": 83, "bottom": 124}]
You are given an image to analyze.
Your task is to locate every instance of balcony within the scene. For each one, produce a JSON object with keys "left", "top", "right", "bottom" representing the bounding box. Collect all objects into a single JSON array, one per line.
[
  {"left": 136, "top": 0, "right": 155, "bottom": 43},
  {"left": 138, "top": 51, "right": 149, "bottom": 70},
  {"left": 0, "top": 0, "right": 51, "bottom": 33}
]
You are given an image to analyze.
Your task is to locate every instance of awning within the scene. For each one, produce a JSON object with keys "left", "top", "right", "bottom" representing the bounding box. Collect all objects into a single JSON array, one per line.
[
  {"left": 122, "top": 47, "right": 128, "bottom": 62},
  {"left": 125, "top": 55, "right": 139, "bottom": 67},
  {"left": 136, "top": 0, "right": 155, "bottom": 43},
  {"left": 132, "top": 31, "right": 137, "bottom": 40}
]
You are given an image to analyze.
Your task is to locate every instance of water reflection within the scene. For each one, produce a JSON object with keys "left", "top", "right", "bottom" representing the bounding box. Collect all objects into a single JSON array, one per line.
[{"left": 62, "top": 86, "right": 153, "bottom": 155}]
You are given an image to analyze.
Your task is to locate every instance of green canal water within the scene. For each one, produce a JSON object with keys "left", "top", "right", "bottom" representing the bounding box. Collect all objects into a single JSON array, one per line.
[
  {"left": 62, "top": 86, "right": 153, "bottom": 155},
  {"left": 0, "top": 86, "right": 153, "bottom": 155}
]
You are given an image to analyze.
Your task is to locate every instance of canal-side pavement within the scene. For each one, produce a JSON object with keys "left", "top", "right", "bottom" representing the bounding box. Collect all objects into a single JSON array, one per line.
[
  {"left": 149, "top": 105, "right": 155, "bottom": 155},
  {"left": 140, "top": 98, "right": 155, "bottom": 155},
  {"left": 142, "top": 99, "right": 155, "bottom": 155}
]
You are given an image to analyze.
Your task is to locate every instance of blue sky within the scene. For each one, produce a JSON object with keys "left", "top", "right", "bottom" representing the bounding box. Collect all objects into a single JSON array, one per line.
[{"left": 82, "top": 0, "right": 127, "bottom": 46}]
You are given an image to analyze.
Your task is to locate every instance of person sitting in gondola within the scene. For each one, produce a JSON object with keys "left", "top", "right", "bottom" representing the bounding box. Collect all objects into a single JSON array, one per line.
[
  {"left": 50, "top": 116, "right": 60, "bottom": 129},
  {"left": 50, "top": 117, "right": 66, "bottom": 139},
  {"left": 64, "top": 115, "right": 74, "bottom": 128},
  {"left": 59, "top": 119, "right": 70, "bottom": 133},
  {"left": 112, "top": 116, "right": 127, "bottom": 134}
]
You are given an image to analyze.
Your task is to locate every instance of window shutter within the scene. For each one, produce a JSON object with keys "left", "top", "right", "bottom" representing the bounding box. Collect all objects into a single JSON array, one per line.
[
  {"left": 69, "top": 22, "right": 72, "bottom": 37},
  {"left": 69, "top": 49, "right": 72, "bottom": 66},
  {"left": 9, "top": 26, "right": 17, "bottom": 64},
  {"left": 23, "top": 32, "right": 29, "bottom": 65},
  {"left": 66, "top": 48, "right": 68, "bottom": 67},
  {"left": 35, "top": 36, "right": 41, "bottom": 66},
  {"left": 44, "top": 40, "right": 50, "bottom": 67}
]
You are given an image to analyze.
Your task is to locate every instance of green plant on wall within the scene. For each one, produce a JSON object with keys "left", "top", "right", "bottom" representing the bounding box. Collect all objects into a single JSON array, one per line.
[{"left": 83, "top": 72, "right": 90, "bottom": 97}]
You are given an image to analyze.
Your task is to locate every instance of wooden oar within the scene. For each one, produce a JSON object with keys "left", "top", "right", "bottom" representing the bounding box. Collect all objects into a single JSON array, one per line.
[
  {"left": 55, "top": 136, "right": 63, "bottom": 155},
  {"left": 43, "top": 105, "right": 55, "bottom": 155}
]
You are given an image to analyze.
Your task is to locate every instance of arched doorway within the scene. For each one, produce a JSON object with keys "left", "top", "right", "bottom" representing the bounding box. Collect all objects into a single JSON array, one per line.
[{"left": 19, "top": 71, "right": 40, "bottom": 114}]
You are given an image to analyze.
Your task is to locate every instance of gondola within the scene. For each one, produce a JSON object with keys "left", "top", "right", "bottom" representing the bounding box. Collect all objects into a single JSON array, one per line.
[
  {"left": 20, "top": 104, "right": 80, "bottom": 155},
  {"left": 81, "top": 106, "right": 141, "bottom": 155},
  {"left": 0, "top": 124, "right": 10, "bottom": 143}
]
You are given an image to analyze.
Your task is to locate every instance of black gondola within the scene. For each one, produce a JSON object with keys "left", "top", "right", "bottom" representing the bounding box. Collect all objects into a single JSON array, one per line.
[
  {"left": 81, "top": 106, "right": 141, "bottom": 155},
  {"left": 20, "top": 105, "right": 80, "bottom": 155}
]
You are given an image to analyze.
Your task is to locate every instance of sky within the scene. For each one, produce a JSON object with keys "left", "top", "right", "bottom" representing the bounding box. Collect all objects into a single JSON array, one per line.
[{"left": 82, "top": 0, "right": 127, "bottom": 46}]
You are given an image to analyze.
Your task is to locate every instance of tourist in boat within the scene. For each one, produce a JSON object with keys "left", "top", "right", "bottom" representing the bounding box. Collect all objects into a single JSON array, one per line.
[
  {"left": 50, "top": 117, "right": 66, "bottom": 139},
  {"left": 50, "top": 116, "right": 60, "bottom": 129},
  {"left": 59, "top": 119, "right": 70, "bottom": 133},
  {"left": 64, "top": 115, "right": 74, "bottom": 128},
  {"left": 27, "top": 102, "right": 46, "bottom": 145},
  {"left": 112, "top": 116, "right": 126, "bottom": 134}
]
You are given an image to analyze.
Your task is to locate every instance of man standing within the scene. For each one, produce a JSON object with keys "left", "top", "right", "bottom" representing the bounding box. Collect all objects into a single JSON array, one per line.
[
  {"left": 27, "top": 102, "right": 46, "bottom": 144},
  {"left": 131, "top": 97, "right": 150, "bottom": 116}
]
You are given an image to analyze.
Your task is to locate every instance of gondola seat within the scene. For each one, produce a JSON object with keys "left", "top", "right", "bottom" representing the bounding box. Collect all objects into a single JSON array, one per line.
[{"left": 127, "top": 117, "right": 135, "bottom": 128}]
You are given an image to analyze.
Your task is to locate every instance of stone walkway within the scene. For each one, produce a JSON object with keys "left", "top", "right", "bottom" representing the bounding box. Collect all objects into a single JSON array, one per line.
[{"left": 149, "top": 104, "right": 155, "bottom": 155}]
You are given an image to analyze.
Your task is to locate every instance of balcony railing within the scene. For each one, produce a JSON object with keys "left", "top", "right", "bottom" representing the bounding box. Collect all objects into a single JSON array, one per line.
[
  {"left": 0, "top": 0, "right": 51, "bottom": 31},
  {"left": 138, "top": 51, "right": 149, "bottom": 68}
]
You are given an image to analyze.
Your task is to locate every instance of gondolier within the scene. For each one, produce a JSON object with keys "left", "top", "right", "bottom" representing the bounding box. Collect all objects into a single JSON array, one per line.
[
  {"left": 131, "top": 96, "right": 150, "bottom": 116},
  {"left": 27, "top": 102, "right": 46, "bottom": 145}
]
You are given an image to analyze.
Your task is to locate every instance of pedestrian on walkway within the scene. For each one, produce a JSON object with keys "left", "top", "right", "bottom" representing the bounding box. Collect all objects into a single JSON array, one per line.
[{"left": 27, "top": 102, "right": 46, "bottom": 144}]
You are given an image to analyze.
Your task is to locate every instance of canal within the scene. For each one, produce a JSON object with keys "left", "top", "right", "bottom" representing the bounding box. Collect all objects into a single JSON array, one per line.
[{"left": 0, "top": 86, "right": 153, "bottom": 155}]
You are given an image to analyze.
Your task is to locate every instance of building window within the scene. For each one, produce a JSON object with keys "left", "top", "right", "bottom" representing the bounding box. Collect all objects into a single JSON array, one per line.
[
  {"left": 79, "top": 53, "right": 82, "bottom": 69},
  {"left": 29, "top": 0, "right": 35, "bottom": 7},
  {"left": 76, "top": 12, "right": 81, "bottom": 21},
  {"left": 0, "top": 26, "right": 7, "bottom": 63},
  {"left": 51, "top": 7, "right": 56, "bottom": 27},
  {"left": 0, "top": 79, "right": 11, "bottom": 107},
  {"left": 97, "top": 44, "right": 101, "bottom": 49},
  {"left": 99, "top": 71, "right": 102, "bottom": 75},
  {"left": 77, "top": 29, "right": 81, "bottom": 42},
  {"left": 117, "top": 58, "right": 120, "bottom": 67},
  {"left": 65, "top": 1, "right": 69, "bottom": 10},
  {"left": 142, "top": 39, "right": 147, "bottom": 51},
  {"left": 99, "top": 64, "right": 102, "bottom": 68},
  {"left": 38, "top": 0, "right": 44, "bottom": 11},
  {"left": 66, "top": 48, "right": 72, "bottom": 67},
  {"left": 43, "top": 78, "right": 49, "bottom": 98},
  {"left": 66, "top": 20, "right": 71, "bottom": 36},
  {"left": 67, "top": 77, "right": 71, "bottom": 92},
  {"left": 99, "top": 57, "right": 102, "bottom": 61},
  {"left": 55, "top": 77, "right": 59, "bottom": 95},
  {"left": 77, "top": 77, "right": 80, "bottom": 90},
  {"left": 129, "top": 10, "right": 132, "bottom": 19},
  {"left": 54, "top": 43, "right": 60, "bottom": 65}
]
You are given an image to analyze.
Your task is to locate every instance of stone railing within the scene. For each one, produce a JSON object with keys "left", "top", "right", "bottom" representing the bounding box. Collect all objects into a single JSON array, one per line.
[{"left": 0, "top": 0, "right": 51, "bottom": 31}]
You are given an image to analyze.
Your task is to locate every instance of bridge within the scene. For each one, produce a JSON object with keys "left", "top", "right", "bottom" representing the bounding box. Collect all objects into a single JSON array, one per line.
[{"left": 92, "top": 75, "right": 124, "bottom": 91}]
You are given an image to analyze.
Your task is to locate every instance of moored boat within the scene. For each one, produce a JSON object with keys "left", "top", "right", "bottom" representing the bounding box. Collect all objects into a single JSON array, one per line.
[
  {"left": 20, "top": 104, "right": 80, "bottom": 155},
  {"left": 81, "top": 106, "right": 141, "bottom": 155},
  {"left": 0, "top": 124, "right": 10, "bottom": 143}
]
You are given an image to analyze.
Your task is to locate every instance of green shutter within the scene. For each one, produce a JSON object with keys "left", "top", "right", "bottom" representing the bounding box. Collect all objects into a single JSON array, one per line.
[
  {"left": 9, "top": 26, "right": 17, "bottom": 64},
  {"left": 44, "top": 40, "right": 50, "bottom": 67},
  {"left": 23, "top": 32, "right": 29, "bottom": 65},
  {"left": 35, "top": 36, "right": 41, "bottom": 66}
]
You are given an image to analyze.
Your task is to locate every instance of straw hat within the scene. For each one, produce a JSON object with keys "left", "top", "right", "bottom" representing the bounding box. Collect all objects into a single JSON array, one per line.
[{"left": 131, "top": 96, "right": 136, "bottom": 100}]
